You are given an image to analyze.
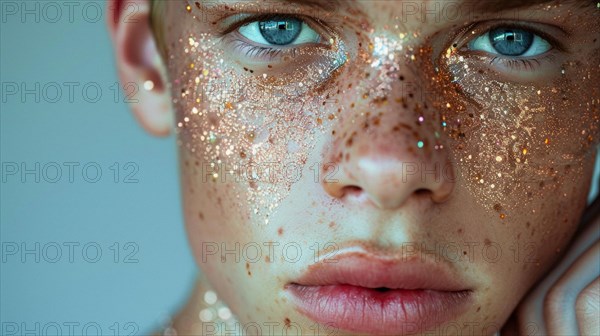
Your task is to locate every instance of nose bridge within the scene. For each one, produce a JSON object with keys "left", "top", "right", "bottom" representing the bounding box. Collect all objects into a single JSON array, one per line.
[{"left": 321, "top": 41, "right": 454, "bottom": 209}]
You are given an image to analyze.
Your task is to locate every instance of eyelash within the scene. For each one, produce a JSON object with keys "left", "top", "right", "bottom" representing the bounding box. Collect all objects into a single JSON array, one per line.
[
  {"left": 455, "top": 21, "right": 564, "bottom": 72},
  {"left": 220, "top": 14, "right": 324, "bottom": 62},
  {"left": 221, "top": 15, "right": 563, "bottom": 72},
  {"left": 488, "top": 54, "right": 557, "bottom": 71},
  {"left": 227, "top": 37, "right": 301, "bottom": 61}
]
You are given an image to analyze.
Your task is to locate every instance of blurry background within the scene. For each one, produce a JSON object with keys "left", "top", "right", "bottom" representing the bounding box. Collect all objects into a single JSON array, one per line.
[{"left": 1, "top": 0, "right": 196, "bottom": 334}]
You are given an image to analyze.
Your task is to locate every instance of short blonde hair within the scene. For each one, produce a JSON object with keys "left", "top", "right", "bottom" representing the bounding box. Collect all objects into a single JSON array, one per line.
[{"left": 150, "top": 0, "right": 166, "bottom": 57}]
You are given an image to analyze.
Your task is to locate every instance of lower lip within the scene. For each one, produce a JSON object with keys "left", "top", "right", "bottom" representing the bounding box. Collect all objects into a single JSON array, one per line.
[{"left": 287, "top": 284, "right": 472, "bottom": 335}]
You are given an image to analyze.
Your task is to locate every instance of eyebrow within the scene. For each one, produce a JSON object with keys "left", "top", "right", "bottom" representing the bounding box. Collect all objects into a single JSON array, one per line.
[
  {"left": 468, "top": 0, "right": 594, "bottom": 13},
  {"left": 279, "top": 0, "right": 342, "bottom": 11},
  {"left": 281, "top": 0, "right": 595, "bottom": 12}
]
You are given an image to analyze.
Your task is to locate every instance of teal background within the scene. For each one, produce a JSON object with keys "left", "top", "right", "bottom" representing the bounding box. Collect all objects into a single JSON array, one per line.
[{"left": 0, "top": 1, "right": 196, "bottom": 334}]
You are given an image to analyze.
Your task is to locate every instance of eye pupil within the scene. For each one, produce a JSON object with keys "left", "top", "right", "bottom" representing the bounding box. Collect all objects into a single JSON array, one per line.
[
  {"left": 259, "top": 17, "right": 302, "bottom": 45},
  {"left": 489, "top": 28, "right": 533, "bottom": 56}
]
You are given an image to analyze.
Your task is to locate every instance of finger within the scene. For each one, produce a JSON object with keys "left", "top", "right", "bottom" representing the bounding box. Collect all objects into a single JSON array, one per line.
[
  {"left": 576, "top": 278, "right": 600, "bottom": 336},
  {"left": 517, "top": 218, "right": 600, "bottom": 335},
  {"left": 544, "top": 241, "right": 600, "bottom": 335}
]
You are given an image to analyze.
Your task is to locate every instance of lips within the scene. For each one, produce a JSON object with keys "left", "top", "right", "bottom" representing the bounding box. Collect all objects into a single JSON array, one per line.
[{"left": 285, "top": 250, "right": 474, "bottom": 335}]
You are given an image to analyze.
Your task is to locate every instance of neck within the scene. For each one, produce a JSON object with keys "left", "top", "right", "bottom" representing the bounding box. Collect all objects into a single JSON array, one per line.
[{"left": 164, "top": 273, "right": 237, "bottom": 336}]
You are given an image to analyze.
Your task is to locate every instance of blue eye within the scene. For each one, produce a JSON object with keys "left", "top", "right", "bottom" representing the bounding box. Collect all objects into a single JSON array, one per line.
[
  {"left": 259, "top": 18, "right": 302, "bottom": 45},
  {"left": 239, "top": 17, "right": 321, "bottom": 46},
  {"left": 469, "top": 27, "right": 551, "bottom": 57}
]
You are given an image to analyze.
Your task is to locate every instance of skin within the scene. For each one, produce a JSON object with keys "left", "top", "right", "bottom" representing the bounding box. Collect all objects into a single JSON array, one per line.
[{"left": 107, "top": 0, "right": 600, "bottom": 335}]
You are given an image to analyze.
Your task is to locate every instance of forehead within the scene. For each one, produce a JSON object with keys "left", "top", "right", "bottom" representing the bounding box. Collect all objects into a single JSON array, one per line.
[{"left": 183, "top": 0, "right": 595, "bottom": 31}]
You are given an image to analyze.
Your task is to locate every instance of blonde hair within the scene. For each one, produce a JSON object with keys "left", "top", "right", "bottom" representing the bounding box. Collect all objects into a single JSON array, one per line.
[{"left": 150, "top": 0, "right": 166, "bottom": 57}]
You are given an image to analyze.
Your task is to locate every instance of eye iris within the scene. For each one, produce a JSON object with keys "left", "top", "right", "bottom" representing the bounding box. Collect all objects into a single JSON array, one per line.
[
  {"left": 489, "top": 28, "right": 534, "bottom": 56},
  {"left": 259, "top": 17, "right": 302, "bottom": 45}
]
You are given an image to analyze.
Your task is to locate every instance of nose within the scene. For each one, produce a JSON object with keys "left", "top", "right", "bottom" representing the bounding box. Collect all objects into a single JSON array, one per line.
[
  {"left": 323, "top": 149, "right": 454, "bottom": 209},
  {"left": 322, "top": 85, "right": 455, "bottom": 210}
]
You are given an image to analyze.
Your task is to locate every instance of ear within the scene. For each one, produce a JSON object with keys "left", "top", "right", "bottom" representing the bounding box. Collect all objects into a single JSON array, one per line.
[{"left": 106, "top": 0, "right": 172, "bottom": 137}]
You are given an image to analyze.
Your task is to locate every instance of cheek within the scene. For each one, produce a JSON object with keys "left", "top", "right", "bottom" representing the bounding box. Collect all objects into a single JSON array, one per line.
[
  {"left": 168, "top": 33, "right": 337, "bottom": 227},
  {"left": 438, "top": 51, "right": 600, "bottom": 216}
]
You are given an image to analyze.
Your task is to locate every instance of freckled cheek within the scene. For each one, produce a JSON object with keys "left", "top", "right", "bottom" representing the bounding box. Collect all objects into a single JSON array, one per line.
[{"left": 441, "top": 67, "right": 599, "bottom": 213}]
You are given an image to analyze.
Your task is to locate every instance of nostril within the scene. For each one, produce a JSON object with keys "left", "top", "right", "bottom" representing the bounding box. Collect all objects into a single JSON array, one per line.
[
  {"left": 414, "top": 188, "right": 430, "bottom": 196},
  {"left": 341, "top": 185, "right": 363, "bottom": 198}
]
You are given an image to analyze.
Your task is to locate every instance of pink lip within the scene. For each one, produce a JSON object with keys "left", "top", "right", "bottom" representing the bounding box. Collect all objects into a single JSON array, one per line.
[{"left": 286, "top": 251, "right": 473, "bottom": 335}]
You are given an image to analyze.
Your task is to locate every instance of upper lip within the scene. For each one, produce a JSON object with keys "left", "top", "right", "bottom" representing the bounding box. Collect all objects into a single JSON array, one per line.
[{"left": 290, "top": 247, "right": 472, "bottom": 292}]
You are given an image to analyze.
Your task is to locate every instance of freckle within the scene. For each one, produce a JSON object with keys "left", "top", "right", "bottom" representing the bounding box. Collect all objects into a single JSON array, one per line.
[
  {"left": 346, "top": 137, "right": 354, "bottom": 147},
  {"left": 399, "top": 75, "right": 405, "bottom": 81},
  {"left": 329, "top": 221, "right": 336, "bottom": 228},
  {"left": 317, "top": 118, "right": 323, "bottom": 125},
  {"left": 198, "top": 212, "right": 204, "bottom": 220},
  {"left": 267, "top": 64, "right": 273, "bottom": 68},
  {"left": 457, "top": 228, "right": 463, "bottom": 234},
  {"left": 484, "top": 238, "right": 491, "bottom": 246},
  {"left": 265, "top": 255, "right": 270, "bottom": 263},
  {"left": 284, "top": 318, "right": 291, "bottom": 328},
  {"left": 476, "top": 306, "right": 481, "bottom": 312},
  {"left": 526, "top": 222, "right": 531, "bottom": 228},
  {"left": 278, "top": 227, "right": 283, "bottom": 236}
]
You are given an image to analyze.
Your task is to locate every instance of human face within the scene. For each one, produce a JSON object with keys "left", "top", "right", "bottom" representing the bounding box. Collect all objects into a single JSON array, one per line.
[{"left": 159, "top": 0, "right": 599, "bottom": 334}]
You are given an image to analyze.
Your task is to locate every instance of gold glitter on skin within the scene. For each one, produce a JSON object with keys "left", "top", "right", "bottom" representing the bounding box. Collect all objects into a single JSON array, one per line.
[
  {"left": 154, "top": 1, "right": 600, "bottom": 334},
  {"left": 171, "top": 6, "right": 348, "bottom": 223},
  {"left": 436, "top": 15, "right": 600, "bottom": 214}
]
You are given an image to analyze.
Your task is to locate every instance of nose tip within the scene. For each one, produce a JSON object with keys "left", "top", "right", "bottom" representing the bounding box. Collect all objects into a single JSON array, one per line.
[{"left": 322, "top": 158, "right": 455, "bottom": 210}]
